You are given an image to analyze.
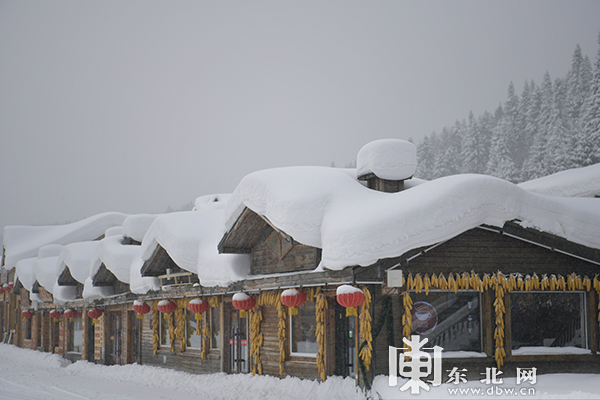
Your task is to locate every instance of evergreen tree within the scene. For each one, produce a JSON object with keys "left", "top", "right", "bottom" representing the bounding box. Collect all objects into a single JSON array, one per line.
[
  {"left": 544, "top": 78, "right": 574, "bottom": 173},
  {"left": 580, "top": 32, "right": 600, "bottom": 165},
  {"left": 461, "top": 111, "right": 487, "bottom": 173},
  {"left": 415, "top": 135, "right": 435, "bottom": 179},
  {"left": 522, "top": 72, "right": 553, "bottom": 179}
]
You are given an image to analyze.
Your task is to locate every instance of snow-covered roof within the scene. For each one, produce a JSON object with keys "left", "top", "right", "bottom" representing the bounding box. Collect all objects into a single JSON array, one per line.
[
  {"left": 225, "top": 166, "right": 600, "bottom": 271},
  {"left": 82, "top": 276, "right": 114, "bottom": 301},
  {"left": 122, "top": 214, "right": 161, "bottom": 243},
  {"left": 3, "top": 212, "right": 128, "bottom": 269},
  {"left": 129, "top": 257, "right": 160, "bottom": 294},
  {"left": 518, "top": 163, "right": 600, "bottom": 198},
  {"left": 56, "top": 241, "right": 99, "bottom": 284},
  {"left": 356, "top": 139, "right": 417, "bottom": 180},
  {"left": 14, "top": 257, "right": 37, "bottom": 292},
  {"left": 141, "top": 194, "right": 249, "bottom": 287},
  {"left": 33, "top": 256, "right": 59, "bottom": 294},
  {"left": 91, "top": 235, "right": 142, "bottom": 284}
]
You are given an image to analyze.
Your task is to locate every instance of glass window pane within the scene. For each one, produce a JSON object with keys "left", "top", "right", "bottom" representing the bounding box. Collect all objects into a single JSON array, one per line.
[
  {"left": 186, "top": 311, "right": 203, "bottom": 349},
  {"left": 160, "top": 314, "right": 169, "bottom": 346},
  {"left": 70, "top": 319, "right": 83, "bottom": 353},
  {"left": 511, "top": 292, "right": 584, "bottom": 349},
  {"left": 291, "top": 301, "right": 318, "bottom": 356},
  {"left": 409, "top": 291, "right": 482, "bottom": 352}
]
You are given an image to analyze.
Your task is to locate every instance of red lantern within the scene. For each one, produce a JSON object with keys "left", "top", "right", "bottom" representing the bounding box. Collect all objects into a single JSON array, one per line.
[
  {"left": 232, "top": 292, "right": 255, "bottom": 318},
  {"left": 87, "top": 308, "right": 103, "bottom": 324},
  {"left": 133, "top": 300, "right": 151, "bottom": 320},
  {"left": 63, "top": 308, "right": 77, "bottom": 320},
  {"left": 49, "top": 309, "right": 62, "bottom": 321},
  {"left": 7, "top": 282, "right": 14, "bottom": 292},
  {"left": 157, "top": 299, "right": 177, "bottom": 315},
  {"left": 188, "top": 298, "right": 210, "bottom": 321},
  {"left": 21, "top": 310, "right": 33, "bottom": 319},
  {"left": 336, "top": 285, "right": 365, "bottom": 317},
  {"left": 281, "top": 289, "right": 307, "bottom": 315}
]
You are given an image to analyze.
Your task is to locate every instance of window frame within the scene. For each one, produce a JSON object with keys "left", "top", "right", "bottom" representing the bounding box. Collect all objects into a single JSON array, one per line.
[
  {"left": 184, "top": 310, "right": 203, "bottom": 350},
  {"left": 289, "top": 301, "right": 318, "bottom": 358},
  {"left": 210, "top": 307, "right": 221, "bottom": 350}
]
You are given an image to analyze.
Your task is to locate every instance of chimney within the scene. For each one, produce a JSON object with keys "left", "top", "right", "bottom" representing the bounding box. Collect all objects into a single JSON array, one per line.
[{"left": 356, "top": 139, "right": 417, "bottom": 193}]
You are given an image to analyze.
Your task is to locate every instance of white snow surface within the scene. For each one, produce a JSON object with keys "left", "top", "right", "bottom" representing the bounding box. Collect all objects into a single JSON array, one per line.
[
  {"left": 141, "top": 195, "right": 249, "bottom": 287},
  {"left": 91, "top": 235, "right": 142, "bottom": 284},
  {"left": 356, "top": 138, "right": 417, "bottom": 180},
  {"left": 122, "top": 214, "right": 160, "bottom": 242},
  {"left": 518, "top": 162, "right": 600, "bottom": 197},
  {"left": 3, "top": 212, "right": 128, "bottom": 269},
  {"left": 14, "top": 257, "right": 37, "bottom": 292},
  {"left": 56, "top": 241, "right": 99, "bottom": 284},
  {"left": 129, "top": 257, "right": 160, "bottom": 295},
  {"left": 2, "top": 343, "right": 600, "bottom": 400},
  {"left": 82, "top": 276, "right": 114, "bottom": 301},
  {"left": 225, "top": 168, "right": 600, "bottom": 270},
  {"left": 232, "top": 292, "right": 250, "bottom": 301},
  {"left": 32, "top": 256, "right": 59, "bottom": 294}
]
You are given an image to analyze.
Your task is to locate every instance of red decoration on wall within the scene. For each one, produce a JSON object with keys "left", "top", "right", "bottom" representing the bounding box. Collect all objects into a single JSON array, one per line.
[
  {"left": 232, "top": 292, "right": 256, "bottom": 318},
  {"left": 188, "top": 298, "right": 210, "bottom": 321},
  {"left": 87, "top": 308, "right": 103, "bottom": 324},
  {"left": 21, "top": 310, "right": 32, "bottom": 319},
  {"left": 336, "top": 285, "right": 365, "bottom": 317},
  {"left": 157, "top": 299, "right": 177, "bottom": 314},
  {"left": 49, "top": 309, "right": 62, "bottom": 321},
  {"left": 63, "top": 308, "right": 78, "bottom": 319},
  {"left": 133, "top": 300, "right": 151, "bottom": 320},
  {"left": 280, "top": 289, "right": 307, "bottom": 315}
]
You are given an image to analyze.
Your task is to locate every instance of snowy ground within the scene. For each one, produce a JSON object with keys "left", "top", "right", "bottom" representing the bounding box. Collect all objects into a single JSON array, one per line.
[{"left": 2, "top": 344, "right": 600, "bottom": 399}]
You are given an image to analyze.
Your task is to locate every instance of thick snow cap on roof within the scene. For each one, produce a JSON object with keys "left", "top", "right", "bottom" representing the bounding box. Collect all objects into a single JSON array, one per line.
[
  {"left": 518, "top": 163, "right": 600, "bottom": 198},
  {"left": 14, "top": 257, "right": 37, "bottom": 292},
  {"left": 52, "top": 282, "right": 77, "bottom": 304},
  {"left": 91, "top": 235, "right": 141, "bottom": 284},
  {"left": 122, "top": 214, "right": 160, "bottom": 243},
  {"left": 356, "top": 139, "right": 417, "bottom": 181},
  {"left": 3, "top": 212, "right": 128, "bottom": 269},
  {"left": 33, "top": 255, "right": 60, "bottom": 293},
  {"left": 225, "top": 166, "right": 600, "bottom": 271},
  {"left": 56, "top": 241, "right": 99, "bottom": 284},
  {"left": 141, "top": 194, "right": 249, "bottom": 287},
  {"left": 129, "top": 257, "right": 160, "bottom": 294},
  {"left": 83, "top": 276, "right": 114, "bottom": 301}
]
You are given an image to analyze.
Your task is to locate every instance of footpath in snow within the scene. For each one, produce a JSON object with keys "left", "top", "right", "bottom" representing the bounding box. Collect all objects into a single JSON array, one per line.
[{"left": 2, "top": 344, "right": 600, "bottom": 399}]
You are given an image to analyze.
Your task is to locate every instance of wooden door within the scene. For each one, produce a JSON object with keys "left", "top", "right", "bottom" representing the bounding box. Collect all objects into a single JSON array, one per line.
[
  {"left": 129, "top": 311, "right": 141, "bottom": 364},
  {"left": 334, "top": 302, "right": 357, "bottom": 378},
  {"left": 228, "top": 307, "right": 249, "bottom": 373},
  {"left": 108, "top": 311, "right": 122, "bottom": 365}
]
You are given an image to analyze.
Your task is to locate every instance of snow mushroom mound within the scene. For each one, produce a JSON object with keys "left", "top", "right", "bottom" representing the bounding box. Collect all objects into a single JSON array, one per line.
[{"left": 356, "top": 139, "right": 417, "bottom": 180}]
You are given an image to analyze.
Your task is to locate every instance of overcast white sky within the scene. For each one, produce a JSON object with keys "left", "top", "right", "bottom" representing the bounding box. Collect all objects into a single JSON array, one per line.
[{"left": 1, "top": 1, "right": 599, "bottom": 232}]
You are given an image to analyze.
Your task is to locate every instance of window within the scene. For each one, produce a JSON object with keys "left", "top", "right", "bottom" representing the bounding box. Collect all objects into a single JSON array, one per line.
[
  {"left": 409, "top": 291, "right": 482, "bottom": 352},
  {"left": 511, "top": 292, "right": 586, "bottom": 350},
  {"left": 159, "top": 314, "right": 170, "bottom": 347},
  {"left": 68, "top": 318, "right": 83, "bottom": 353},
  {"left": 290, "top": 301, "right": 318, "bottom": 356},
  {"left": 185, "top": 310, "right": 203, "bottom": 349},
  {"left": 210, "top": 308, "right": 220, "bottom": 349}
]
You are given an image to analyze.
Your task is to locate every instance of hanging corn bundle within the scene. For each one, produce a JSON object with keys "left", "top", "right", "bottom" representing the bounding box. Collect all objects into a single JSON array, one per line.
[
  {"left": 358, "top": 287, "right": 372, "bottom": 371},
  {"left": 276, "top": 292, "right": 286, "bottom": 376},
  {"left": 315, "top": 287, "right": 327, "bottom": 381}
]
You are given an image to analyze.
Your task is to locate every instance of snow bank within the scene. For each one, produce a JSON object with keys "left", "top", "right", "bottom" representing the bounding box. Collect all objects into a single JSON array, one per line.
[
  {"left": 56, "top": 241, "right": 99, "bottom": 284},
  {"left": 225, "top": 167, "right": 600, "bottom": 270},
  {"left": 0, "top": 343, "right": 364, "bottom": 400},
  {"left": 3, "top": 212, "right": 128, "bottom": 268},
  {"left": 518, "top": 163, "right": 600, "bottom": 197}
]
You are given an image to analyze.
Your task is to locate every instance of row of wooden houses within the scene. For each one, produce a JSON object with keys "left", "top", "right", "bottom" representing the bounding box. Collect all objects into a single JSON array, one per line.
[{"left": 2, "top": 139, "right": 600, "bottom": 388}]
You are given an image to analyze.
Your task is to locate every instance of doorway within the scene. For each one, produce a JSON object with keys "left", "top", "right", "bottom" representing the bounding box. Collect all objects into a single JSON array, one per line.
[
  {"left": 228, "top": 307, "right": 249, "bottom": 373},
  {"left": 334, "top": 301, "right": 356, "bottom": 378},
  {"left": 129, "top": 311, "right": 141, "bottom": 364},
  {"left": 108, "top": 311, "right": 122, "bottom": 365}
]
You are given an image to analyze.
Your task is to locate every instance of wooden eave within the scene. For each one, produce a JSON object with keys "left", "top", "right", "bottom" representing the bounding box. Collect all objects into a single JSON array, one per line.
[
  {"left": 92, "top": 263, "right": 119, "bottom": 286},
  {"left": 140, "top": 245, "right": 184, "bottom": 277},
  {"left": 31, "top": 280, "right": 41, "bottom": 293},
  {"left": 12, "top": 278, "right": 23, "bottom": 295},
  {"left": 218, "top": 207, "right": 272, "bottom": 254},
  {"left": 57, "top": 266, "right": 79, "bottom": 286}
]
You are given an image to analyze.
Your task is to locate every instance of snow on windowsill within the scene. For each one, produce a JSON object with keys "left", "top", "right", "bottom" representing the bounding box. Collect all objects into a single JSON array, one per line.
[
  {"left": 512, "top": 346, "right": 592, "bottom": 356},
  {"left": 442, "top": 351, "right": 488, "bottom": 358}
]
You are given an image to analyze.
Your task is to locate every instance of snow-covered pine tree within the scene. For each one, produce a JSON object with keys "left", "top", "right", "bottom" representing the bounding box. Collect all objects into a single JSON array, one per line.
[
  {"left": 522, "top": 72, "right": 553, "bottom": 179},
  {"left": 486, "top": 83, "right": 520, "bottom": 182},
  {"left": 461, "top": 111, "right": 487, "bottom": 173},
  {"left": 544, "top": 78, "right": 575, "bottom": 173},
  {"left": 580, "top": 32, "right": 600, "bottom": 165}
]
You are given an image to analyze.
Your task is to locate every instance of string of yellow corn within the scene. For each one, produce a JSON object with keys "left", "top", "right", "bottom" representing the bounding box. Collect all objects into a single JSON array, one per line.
[
  {"left": 358, "top": 287, "right": 372, "bottom": 371},
  {"left": 276, "top": 291, "right": 286, "bottom": 376},
  {"left": 152, "top": 301, "right": 159, "bottom": 356},
  {"left": 250, "top": 303, "right": 263, "bottom": 376},
  {"left": 315, "top": 287, "right": 327, "bottom": 381}
]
